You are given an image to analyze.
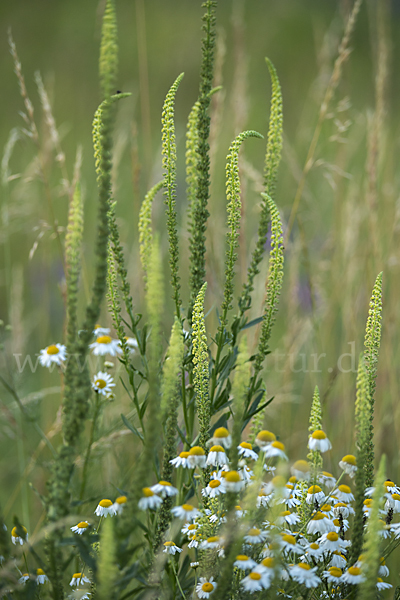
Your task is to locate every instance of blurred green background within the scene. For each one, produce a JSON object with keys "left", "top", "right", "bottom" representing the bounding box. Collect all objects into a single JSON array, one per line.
[{"left": 1, "top": 0, "right": 400, "bottom": 580}]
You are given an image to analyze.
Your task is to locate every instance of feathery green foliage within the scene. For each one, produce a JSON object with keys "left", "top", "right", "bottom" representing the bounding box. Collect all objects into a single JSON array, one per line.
[
  {"left": 98, "top": 518, "right": 118, "bottom": 600},
  {"left": 65, "top": 182, "right": 83, "bottom": 346},
  {"left": 138, "top": 180, "right": 163, "bottom": 288},
  {"left": 307, "top": 385, "right": 323, "bottom": 470},
  {"left": 188, "top": 1, "right": 216, "bottom": 317},
  {"left": 350, "top": 355, "right": 371, "bottom": 565},
  {"left": 253, "top": 194, "right": 284, "bottom": 376},
  {"left": 239, "top": 58, "right": 283, "bottom": 313},
  {"left": 363, "top": 272, "right": 383, "bottom": 485},
  {"left": 161, "top": 72, "right": 184, "bottom": 318},
  {"left": 192, "top": 282, "right": 210, "bottom": 450},
  {"left": 99, "top": 0, "right": 118, "bottom": 99},
  {"left": 357, "top": 455, "right": 386, "bottom": 599},
  {"left": 186, "top": 100, "right": 200, "bottom": 216}
]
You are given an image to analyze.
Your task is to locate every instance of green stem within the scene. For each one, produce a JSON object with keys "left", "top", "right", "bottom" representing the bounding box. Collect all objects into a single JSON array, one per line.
[
  {"left": 170, "top": 557, "right": 186, "bottom": 599},
  {"left": 79, "top": 394, "right": 102, "bottom": 501}
]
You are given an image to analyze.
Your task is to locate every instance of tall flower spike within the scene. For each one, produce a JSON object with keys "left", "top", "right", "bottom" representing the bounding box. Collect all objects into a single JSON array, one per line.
[
  {"left": 364, "top": 272, "right": 383, "bottom": 486},
  {"left": 221, "top": 130, "right": 263, "bottom": 328},
  {"left": 357, "top": 455, "right": 386, "bottom": 600},
  {"left": 188, "top": 1, "right": 217, "bottom": 320},
  {"left": 138, "top": 181, "right": 163, "bottom": 288},
  {"left": 186, "top": 100, "right": 201, "bottom": 218},
  {"left": 99, "top": 0, "right": 118, "bottom": 99},
  {"left": 253, "top": 195, "right": 284, "bottom": 375},
  {"left": 161, "top": 72, "right": 184, "bottom": 318},
  {"left": 192, "top": 283, "right": 210, "bottom": 451},
  {"left": 98, "top": 518, "right": 118, "bottom": 600},
  {"left": 307, "top": 385, "right": 323, "bottom": 470},
  {"left": 65, "top": 182, "right": 84, "bottom": 347},
  {"left": 240, "top": 58, "right": 283, "bottom": 313},
  {"left": 350, "top": 354, "right": 370, "bottom": 564}
]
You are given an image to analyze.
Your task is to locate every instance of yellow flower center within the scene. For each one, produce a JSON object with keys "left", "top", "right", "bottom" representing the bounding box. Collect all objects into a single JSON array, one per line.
[
  {"left": 164, "top": 541, "right": 175, "bottom": 546},
  {"left": 338, "top": 484, "right": 351, "bottom": 494},
  {"left": 308, "top": 485, "right": 322, "bottom": 494},
  {"left": 97, "top": 335, "right": 112, "bottom": 344},
  {"left": 239, "top": 442, "right": 252, "bottom": 450},
  {"left": 77, "top": 521, "right": 89, "bottom": 528},
  {"left": 292, "top": 460, "right": 309, "bottom": 472},
  {"left": 298, "top": 563, "right": 310, "bottom": 570},
  {"left": 280, "top": 510, "right": 291, "bottom": 517},
  {"left": 189, "top": 446, "right": 205, "bottom": 456},
  {"left": 201, "top": 582, "right": 214, "bottom": 592},
  {"left": 271, "top": 441, "right": 285, "bottom": 450},
  {"left": 95, "top": 379, "right": 107, "bottom": 388},
  {"left": 179, "top": 451, "right": 189, "bottom": 458},
  {"left": 236, "top": 555, "right": 249, "bottom": 561},
  {"left": 209, "top": 445, "right": 225, "bottom": 453},
  {"left": 182, "top": 504, "right": 194, "bottom": 511},
  {"left": 256, "top": 430, "right": 276, "bottom": 442},
  {"left": 209, "top": 480, "right": 221, "bottom": 489},
  {"left": 329, "top": 567, "right": 342, "bottom": 577},
  {"left": 311, "top": 430, "right": 327, "bottom": 440},
  {"left": 310, "top": 543, "right": 319, "bottom": 550},
  {"left": 214, "top": 427, "right": 229, "bottom": 438},
  {"left": 392, "top": 493, "right": 400, "bottom": 501},
  {"left": 36, "top": 569, "right": 45, "bottom": 575},
  {"left": 207, "top": 536, "right": 219, "bottom": 543},
  {"left": 333, "top": 519, "right": 340, "bottom": 527},
  {"left": 99, "top": 499, "right": 113, "bottom": 508},
  {"left": 73, "top": 573, "right": 82, "bottom": 579},
  {"left": 342, "top": 454, "right": 356, "bottom": 465},
  {"left": 326, "top": 532, "right": 339, "bottom": 542},
  {"left": 248, "top": 528, "right": 260, "bottom": 536},
  {"left": 188, "top": 524, "right": 197, "bottom": 530},
  {"left": 116, "top": 496, "right": 127, "bottom": 504},
  {"left": 272, "top": 475, "right": 286, "bottom": 487},
  {"left": 282, "top": 534, "right": 295, "bottom": 545},
  {"left": 288, "top": 476, "right": 297, "bottom": 483},
  {"left": 364, "top": 499, "right": 373, "bottom": 506},
  {"left": 348, "top": 566, "right": 361, "bottom": 576},
  {"left": 249, "top": 572, "right": 261, "bottom": 580},
  {"left": 11, "top": 526, "right": 27, "bottom": 537},
  {"left": 225, "top": 470, "right": 240, "bottom": 483},
  {"left": 46, "top": 345, "right": 60, "bottom": 355},
  {"left": 322, "top": 471, "right": 333, "bottom": 478},
  {"left": 142, "top": 487, "right": 154, "bottom": 497},
  {"left": 158, "top": 481, "right": 171, "bottom": 486},
  {"left": 261, "top": 557, "right": 275, "bottom": 568},
  {"left": 321, "top": 504, "right": 331, "bottom": 512},
  {"left": 312, "top": 512, "right": 325, "bottom": 521}
]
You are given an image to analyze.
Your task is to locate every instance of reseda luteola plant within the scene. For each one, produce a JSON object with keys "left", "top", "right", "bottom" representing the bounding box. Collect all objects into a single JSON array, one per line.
[{"left": 2, "top": 1, "right": 400, "bottom": 599}]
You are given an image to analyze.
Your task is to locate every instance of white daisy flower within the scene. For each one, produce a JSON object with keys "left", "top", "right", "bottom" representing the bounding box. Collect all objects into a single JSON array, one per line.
[
  {"left": 253, "top": 557, "right": 277, "bottom": 579},
  {"left": 376, "top": 578, "right": 392, "bottom": 591},
  {"left": 240, "top": 571, "right": 268, "bottom": 592},
  {"left": 264, "top": 441, "right": 288, "bottom": 461},
  {"left": 39, "top": 343, "right": 67, "bottom": 368},
  {"left": 286, "top": 494, "right": 301, "bottom": 509},
  {"left": 306, "top": 485, "right": 325, "bottom": 505},
  {"left": 170, "top": 451, "right": 190, "bottom": 468},
  {"left": 255, "top": 430, "right": 276, "bottom": 449},
  {"left": 150, "top": 481, "right": 178, "bottom": 497},
  {"left": 332, "top": 502, "right": 353, "bottom": 518},
  {"left": 36, "top": 569, "right": 49, "bottom": 584},
  {"left": 308, "top": 430, "right": 332, "bottom": 453},
  {"left": 187, "top": 446, "right": 207, "bottom": 468},
  {"left": 289, "top": 563, "right": 321, "bottom": 588},
  {"left": 89, "top": 335, "right": 122, "bottom": 356},
  {"left": 375, "top": 519, "right": 392, "bottom": 539},
  {"left": 93, "top": 326, "right": 110, "bottom": 336},
  {"left": 222, "top": 470, "right": 243, "bottom": 492},
  {"left": 171, "top": 504, "right": 200, "bottom": 521},
  {"left": 290, "top": 460, "right": 310, "bottom": 481},
  {"left": 322, "top": 566, "right": 343, "bottom": 584},
  {"left": 318, "top": 471, "right": 337, "bottom": 489},
  {"left": 188, "top": 537, "right": 199, "bottom": 548},
  {"left": 334, "top": 484, "right": 354, "bottom": 503},
  {"left": 378, "top": 557, "right": 390, "bottom": 577},
  {"left": 329, "top": 551, "right": 347, "bottom": 569},
  {"left": 280, "top": 534, "right": 303, "bottom": 554},
  {"left": 303, "top": 542, "right": 325, "bottom": 561},
  {"left": 235, "top": 505, "right": 244, "bottom": 518},
  {"left": 319, "top": 531, "right": 351, "bottom": 553},
  {"left": 69, "top": 590, "right": 91, "bottom": 600},
  {"left": 11, "top": 525, "right": 28, "bottom": 545},
  {"left": 200, "top": 536, "right": 222, "bottom": 550},
  {"left": 70, "top": 521, "right": 90, "bottom": 535},
  {"left": 385, "top": 493, "right": 400, "bottom": 513},
  {"left": 244, "top": 528, "right": 267, "bottom": 544},
  {"left": 125, "top": 336, "right": 139, "bottom": 354},
  {"left": 196, "top": 577, "right": 217, "bottom": 598},
  {"left": 94, "top": 499, "right": 115, "bottom": 517},
  {"left": 138, "top": 488, "right": 163, "bottom": 510},
  {"left": 182, "top": 522, "right": 197, "bottom": 536},
  {"left": 342, "top": 566, "right": 365, "bottom": 584},
  {"left": 257, "top": 491, "right": 270, "bottom": 508},
  {"left": 112, "top": 495, "right": 127, "bottom": 514},
  {"left": 339, "top": 454, "right": 357, "bottom": 477},
  {"left": 306, "top": 512, "right": 336, "bottom": 535},
  {"left": 19, "top": 573, "right": 30, "bottom": 584},
  {"left": 206, "top": 445, "right": 228, "bottom": 467},
  {"left": 69, "top": 573, "right": 90, "bottom": 586},
  {"left": 163, "top": 541, "right": 182, "bottom": 555},
  {"left": 210, "top": 427, "right": 231, "bottom": 449},
  {"left": 332, "top": 517, "right": 350, "bottom": 533},
  {"left": 202, "top": 478, "right": 225, "bottom": 498},
  {"left": 233, "top": 555, "right": 257, "bottom": 570},
  {"left": 92, "top": 371, "right": 115, "bottom": 395},
  {"left": 276, "top": 510, "right": 300, "bottom": 526},
  {"left": 237, "top": 442, "right": 258, "bottom": 460},
  {"left": 190, "top": 561, "right": 200, "bottom": 568}
]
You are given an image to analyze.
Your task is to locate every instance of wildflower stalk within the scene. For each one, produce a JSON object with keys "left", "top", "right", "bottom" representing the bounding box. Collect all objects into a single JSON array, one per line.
[
  {"left": 65, "top": 182, "right": 84, "bottom": 347},
  {"left": 239, "top": 58, "right": 283, "bottom": 314},
  {"left": 98, "top": 518, "right": 118, "bottom": 600},
  {"left": 154, "top": 318, "right": 184, "bottom": 550},
  {"left": 350, "top": 355, "right": 370, "bottom": 565},
  {"left": 210, "top": 131, "right": 262, "bottom": 404},
  {"left": 307, "top": 385, "right": 323, "bottom": 471},
  {"left": 357, "top": 455, "right": 386, "bottom": 599},
  {"left": 99, "top": 0, "right": 118, "bottom": 99},
  {"left": 188, "top": 0, "right": 217, "bottom": 319},
  {"left": 162, "top": 73, "right": 184, "bottom": 319},
  {"left": 363, "top": 272, "right": 383, "bottom": 486},
  {"left": 192, "top": 283, "right": 210, "bottom": 451},
  {"left": 138, "top": 181, "right": 164, "bottom": 288}
]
